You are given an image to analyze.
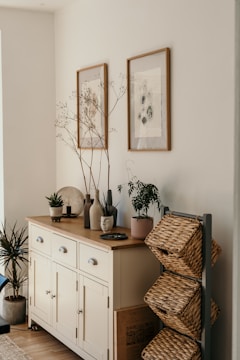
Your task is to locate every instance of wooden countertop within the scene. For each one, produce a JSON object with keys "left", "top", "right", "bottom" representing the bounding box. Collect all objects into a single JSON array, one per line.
[{"left": 26, "top": 216, "right": 147, "bottom": 251}]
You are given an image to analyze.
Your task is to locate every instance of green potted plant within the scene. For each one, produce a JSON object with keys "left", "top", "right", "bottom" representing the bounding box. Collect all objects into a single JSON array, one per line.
[
  {"left": 0, "top": 222, "right": 28, "bottom": 324},
  {"left": 118, "top": 177, "right": 162, "bottom": 239},
  {"left": 46, "top": 192, "right": 64, "bottom": 222}
]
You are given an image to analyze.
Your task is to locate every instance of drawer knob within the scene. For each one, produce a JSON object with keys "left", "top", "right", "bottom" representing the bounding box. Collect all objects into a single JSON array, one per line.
[
  {"left": 51, "top": 294, "right": 56, "bottom": 299},
  {"left": 88, "top": 257, "right": 98, "bottom": 266},
  {"left": 45, "top": 290, "right": 51, "bottom": 295},
  {"left": 59, "top": 246, "right": 67, "bottom": 253},
  {"left": 36, "top": 236, "right": 44, "bottom": 243}
]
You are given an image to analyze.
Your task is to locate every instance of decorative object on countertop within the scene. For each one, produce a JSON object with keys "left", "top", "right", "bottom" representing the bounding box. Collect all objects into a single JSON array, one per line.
[
  {"left": 56, "top": 72, "right": 126, "bottom": 218},
  {"left": 89, "top": 189, "right": 104, "bottom": 230},
  {"left": 102, "top": 189, "right": 118, "bottom": 227},
  {"left": 100, "top": 233, "right": 128, "bottom": 240},
  {"left": 57, "top": 186, "right": 84, "bottom": 217},
  {"left": 45, "top": 192, "right": 64, "bottom": 222},
  {"left": 0, "top": 222, "right": 28, "bottom": 324},
  {"left": 118, "top": 176, "right": 162, "bottom": 239},
  {"left": 100, "top": 215, "right": 114, "bottom": 233},
  {"left": 83, "top": 193, "right": 92, "bottom": 228}
]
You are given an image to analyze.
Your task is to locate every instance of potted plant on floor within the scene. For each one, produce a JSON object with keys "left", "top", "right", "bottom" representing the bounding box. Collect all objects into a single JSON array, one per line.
[
  {"left": 0, "top": 222, "right": 28, "bottom": 324},
  {"left": 46, "top": 192, "right": 64, "bottom": 222},
  {"left": 118, "top": 177, "right": 162, "bottom": 239}
]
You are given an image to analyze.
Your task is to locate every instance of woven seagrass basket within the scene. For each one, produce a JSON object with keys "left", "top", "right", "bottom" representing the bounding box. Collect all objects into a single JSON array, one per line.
[
  {"left": 141, "top": 327, "right": 201, "bottom": 360},
  {"left": 211, "top": 238, "right": 222, "bottom": 267},
  {"left": 145, "top": 214, "right": 221, "bottom": 278},
  {"left": 145, "top": 214, "right": 202, "bottom": 278},
  {"left": 144, "top": 272, "right": 219, "bottom": 340}
]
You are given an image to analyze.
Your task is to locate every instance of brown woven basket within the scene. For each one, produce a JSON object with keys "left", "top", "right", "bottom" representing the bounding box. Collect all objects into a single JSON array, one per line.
[
  {"left": 144, "top": 272, "right": 202, "bottom": 339},
  {"left": 144, "top": 272, "right": 220, "bottom": 340},
  {"left": 145, "top": 214, "right": 221, "bottom": 278},
  {"left": 211, "top": 238, "right": 222, "bottom": 267},
  {"left": 210, "top": 299, "right": 220, "bottom": 326},
  {"left": 141, "top": 327, "right": 201, "bottom": 360}
]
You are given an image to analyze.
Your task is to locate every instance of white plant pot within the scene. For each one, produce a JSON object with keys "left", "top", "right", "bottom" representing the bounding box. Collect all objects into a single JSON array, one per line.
[
  {"left": 49, "top": 206, "right": 63, "bottom": 222},
  {"left": 100, "top": 215, "right": 114, "bottom": 233}
]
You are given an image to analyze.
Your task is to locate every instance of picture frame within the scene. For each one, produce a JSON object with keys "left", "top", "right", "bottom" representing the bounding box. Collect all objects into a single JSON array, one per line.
[
  {"left": 127, "top": 48, "right": 171, "bottom": 151},
  {"left": 77, "top": 63, "right": 108, "bottom": 149}
]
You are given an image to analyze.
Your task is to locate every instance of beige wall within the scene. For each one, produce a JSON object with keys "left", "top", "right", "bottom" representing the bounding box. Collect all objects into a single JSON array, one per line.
[
  {"left": 0, "top": 8, "right": 56, "bottom": 226},
  {"left": 54, "top": 1, "right": 235, "bottom": 359},
  {"left": 0, "top": 1, "right": 235, "bottom": 358}
]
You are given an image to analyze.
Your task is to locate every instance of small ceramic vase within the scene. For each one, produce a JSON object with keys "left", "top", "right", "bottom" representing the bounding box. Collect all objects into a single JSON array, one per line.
[
  {"left": 106, "top": 189, "right": 118, "bottom": 227},
  {"left": 100, "top": 215, "right": 114, "bottom": 233},
  {"left": 89, "top": 189, "right": 103, "bottom": 230},
  {"left": 83, "top": 194, "right": 92, "bottom": 228}
]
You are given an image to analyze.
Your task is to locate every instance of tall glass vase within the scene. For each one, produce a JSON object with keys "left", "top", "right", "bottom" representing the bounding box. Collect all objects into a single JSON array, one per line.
[
  {"left": 83, "top": 194, "right": 92, "bottom": 229},
  {"left": 89, "top": 189, "right": 103, "bottom": 230},
  {"left": 106, "top": 189, "right": 118, "bottom": 227}
]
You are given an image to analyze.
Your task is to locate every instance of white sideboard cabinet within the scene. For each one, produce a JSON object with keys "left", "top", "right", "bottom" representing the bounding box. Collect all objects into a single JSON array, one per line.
[{"left": 27, "top": 216, "right": 159, "bottom": 360}]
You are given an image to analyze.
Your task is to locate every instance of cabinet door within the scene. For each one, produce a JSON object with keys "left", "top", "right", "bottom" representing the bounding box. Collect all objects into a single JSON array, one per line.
[
  {"left": 53, "top": 263, "right": 78, "bottom": 344},
  {"left": 29, "top": 252, "right": 52, "bottom": 325},
  {"left": 78, "top": 275, "right": 109, "bottom": 360}
]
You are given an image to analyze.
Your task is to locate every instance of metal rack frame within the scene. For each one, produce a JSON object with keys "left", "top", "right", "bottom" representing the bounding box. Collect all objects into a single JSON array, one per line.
[{"left": 163, "top": 207, "right": 212, "bottom": 360}]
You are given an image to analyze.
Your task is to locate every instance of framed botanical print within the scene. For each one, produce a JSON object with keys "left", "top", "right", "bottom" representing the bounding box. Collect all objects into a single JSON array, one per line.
[
  {"left": 127, "top": 48, "right": 171, "bottom": 151},
  {"left": 77, "top": 63, "right": 108, "bottom": 149}
]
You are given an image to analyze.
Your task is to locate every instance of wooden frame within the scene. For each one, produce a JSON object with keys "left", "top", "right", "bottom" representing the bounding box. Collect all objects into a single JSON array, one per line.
[
  {"left": 77, "top": 63, "right": 108, "bottom": 149},
  {"left": 127, "top": 48, "right": 171, "bottom": 151}
]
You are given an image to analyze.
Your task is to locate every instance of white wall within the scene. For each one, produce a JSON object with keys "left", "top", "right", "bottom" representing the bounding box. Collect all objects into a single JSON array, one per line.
[
  {"left": 55, "top": 1, "right": 235, "bottom": 359},
  {"left": 232, "top": 1, "right": 240, "bottom": 358},
  {"left": 0, "top": 8, "right": 56, "bottom": 226},
  {"left": 0, "top": 31, "right": 3, "bottom": 224}
]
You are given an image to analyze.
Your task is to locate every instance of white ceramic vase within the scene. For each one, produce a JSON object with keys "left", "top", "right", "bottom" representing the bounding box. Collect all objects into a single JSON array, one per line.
[
  {"left": 89, "top": 190, "right": 103, "bottom": 230},
  {"left": 100, "top": 215, "right": 114, "bottom": 233}
]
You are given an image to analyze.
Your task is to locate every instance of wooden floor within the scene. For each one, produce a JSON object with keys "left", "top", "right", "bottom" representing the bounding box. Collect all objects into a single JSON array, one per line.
[{"left": 7, "top": 322, "right": 83, "bottom": 359}]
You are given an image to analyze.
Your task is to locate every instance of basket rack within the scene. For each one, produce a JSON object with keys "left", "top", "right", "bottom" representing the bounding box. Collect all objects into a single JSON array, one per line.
[{"left": 163, "top": 207, "right": 212, "bottom": 360}]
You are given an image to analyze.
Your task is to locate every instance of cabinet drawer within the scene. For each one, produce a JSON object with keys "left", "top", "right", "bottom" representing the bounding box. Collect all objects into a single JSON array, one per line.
[
  {"left": 79, "top": 243, "right": 109, "bottom": 282},
  {"left": 52, "top": 234, "right": 77, "bottom": 268},
  {"left": 30, "top": 225, "right": 51, "bottom": 256}
]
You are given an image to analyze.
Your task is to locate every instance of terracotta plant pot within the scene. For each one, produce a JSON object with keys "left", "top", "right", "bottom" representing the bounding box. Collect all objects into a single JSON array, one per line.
[{"left": 131, "top": 217, "right": 153, "bottom": 240}]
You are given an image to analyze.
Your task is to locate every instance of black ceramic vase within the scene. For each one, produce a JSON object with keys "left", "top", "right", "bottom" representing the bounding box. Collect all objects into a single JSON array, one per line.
[
  {"left": 106, "top": 189, "right": 118, "bottom": 227},
  {"left": 83, "top": 194, "right": 92, "bottom": 228}
]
